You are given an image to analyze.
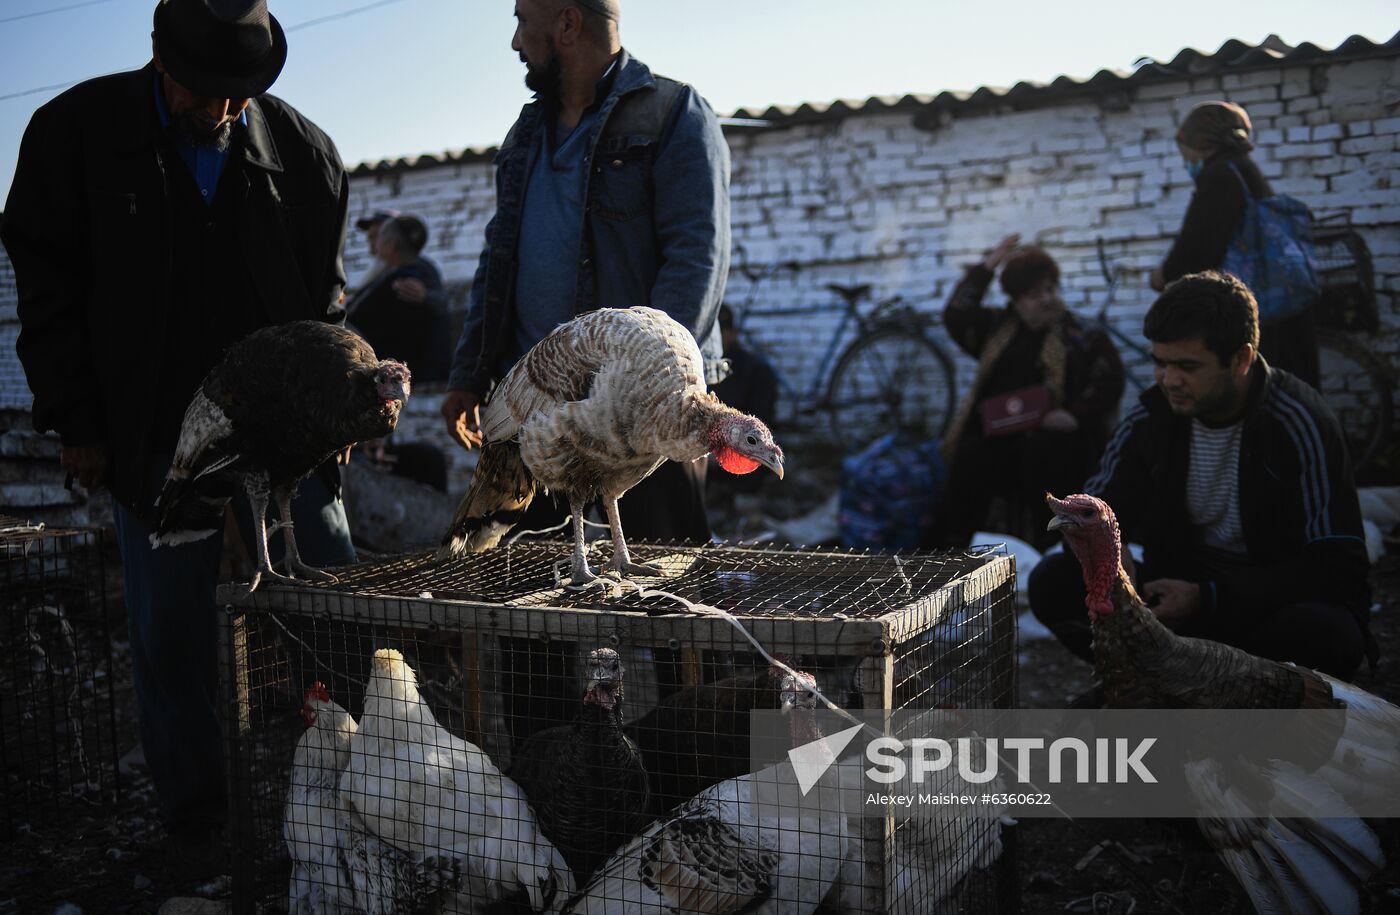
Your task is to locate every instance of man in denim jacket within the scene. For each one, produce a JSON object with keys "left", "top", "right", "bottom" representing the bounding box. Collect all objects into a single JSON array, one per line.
[{"left": 441, "top": 0, "right": 730, "bottom": 544}]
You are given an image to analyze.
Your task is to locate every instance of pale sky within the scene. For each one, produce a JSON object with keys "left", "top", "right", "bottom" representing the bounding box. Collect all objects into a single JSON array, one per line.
[{"left": 0, "top": 0, "right": 1396, "bottom": 202}]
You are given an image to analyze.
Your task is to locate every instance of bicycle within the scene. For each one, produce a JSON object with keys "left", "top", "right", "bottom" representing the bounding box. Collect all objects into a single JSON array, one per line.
[
  {"left": 1311, "top": 220, "right": 1394, "bottom": 478},
  {"left": 729, "top": 251, "right": 957, "bottom": 449},
  {"left": 1092, "top": 238, "right": 1157, "bottom": 394}
]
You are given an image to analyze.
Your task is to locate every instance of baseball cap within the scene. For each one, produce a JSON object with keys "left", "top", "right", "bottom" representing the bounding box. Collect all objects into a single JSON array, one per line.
[{"left": 355, "top": 209, "right": 400, "bottom": 230}]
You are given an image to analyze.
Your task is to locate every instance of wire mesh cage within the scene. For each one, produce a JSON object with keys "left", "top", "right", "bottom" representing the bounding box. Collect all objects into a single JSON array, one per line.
[
  {"left": 217, "top": 540, "right": 1018, "bottom": 914},
  {"left": 0, "top": 514, "right": 119, "bottom": 839}
]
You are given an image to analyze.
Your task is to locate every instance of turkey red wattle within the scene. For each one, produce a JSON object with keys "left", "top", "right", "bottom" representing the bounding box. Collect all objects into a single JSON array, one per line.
[{"left": 713, "top": 446, "right": 761, "bottom": 475}]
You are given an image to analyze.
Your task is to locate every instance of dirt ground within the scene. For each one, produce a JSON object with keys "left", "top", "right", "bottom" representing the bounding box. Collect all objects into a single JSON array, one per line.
[{"left": 2, "top": 545, "right": 1398, "bottom": 914}]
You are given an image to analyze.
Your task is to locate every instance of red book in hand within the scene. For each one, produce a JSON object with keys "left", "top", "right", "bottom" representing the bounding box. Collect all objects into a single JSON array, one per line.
[{"left": 978, "top": 384, "right": 1051, "bottom": 437}]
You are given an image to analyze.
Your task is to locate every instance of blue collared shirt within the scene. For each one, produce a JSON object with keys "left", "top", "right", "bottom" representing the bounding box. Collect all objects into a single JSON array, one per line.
[
  {"left": 512, "top": 59, "right": 619, "bottom": 358},
  {"left": 152, "top": 75, "right": 245, "bottom": 205}
]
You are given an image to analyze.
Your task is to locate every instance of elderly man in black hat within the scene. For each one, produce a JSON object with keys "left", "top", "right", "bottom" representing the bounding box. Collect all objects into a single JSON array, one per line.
[{"left": 2, "top": 0, "right": 354, "bottom": 880}]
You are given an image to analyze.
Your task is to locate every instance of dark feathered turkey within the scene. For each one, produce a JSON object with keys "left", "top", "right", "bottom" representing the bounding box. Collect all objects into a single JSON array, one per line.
[
  {"left": 509, "top": 648, "right": 652, "bottom": 886},
  {"left": 1048, "top": 492, "right": 1396, "bottom": 915},
  {"left": 626, "top": 663, "right": 790, "bottom": 812},
  {"left": 150, "top": 320, "right": 410, "bottom": 593}
]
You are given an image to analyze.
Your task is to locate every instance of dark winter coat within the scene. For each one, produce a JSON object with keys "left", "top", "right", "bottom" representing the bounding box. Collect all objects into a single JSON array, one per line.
[
  {"left": 1, "top": 64, "right": 349, "bottom": 513},
  {"left": 1084, "top": 359, "right": 1373, "bottom": 643}
]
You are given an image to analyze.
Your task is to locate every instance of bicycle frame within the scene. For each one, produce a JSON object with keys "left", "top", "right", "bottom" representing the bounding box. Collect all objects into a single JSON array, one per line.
[
  {"left": 730, "top": 255, "right": 868, "bottom": 412},
  {"left": 1094, "top": 237, "right": 1156, "bottom": 392}
]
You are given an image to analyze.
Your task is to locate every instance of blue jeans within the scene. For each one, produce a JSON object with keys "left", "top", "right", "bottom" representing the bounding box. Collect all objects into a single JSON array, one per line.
[{"left": 112, "top": 462, "right": 355, "bottom": 830}]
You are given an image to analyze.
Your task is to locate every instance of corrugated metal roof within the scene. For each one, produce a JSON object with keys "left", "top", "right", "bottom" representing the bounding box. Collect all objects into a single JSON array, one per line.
[{"left": 349, "top": 30, "right": 1400, "bottom": 177}]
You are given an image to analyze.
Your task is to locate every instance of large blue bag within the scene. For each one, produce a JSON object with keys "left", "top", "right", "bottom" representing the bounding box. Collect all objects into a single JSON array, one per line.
[
  {"left": 839, "top": 432, "right": 945, "bottom": 551},
  {"left": 1221, "top": 163, "right": 1319, "bottom": 323}
]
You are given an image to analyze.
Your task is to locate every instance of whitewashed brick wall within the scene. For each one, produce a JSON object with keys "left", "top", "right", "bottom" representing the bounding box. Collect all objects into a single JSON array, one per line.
[{"left": 299, "top": 56, "right": 1400, "bottom": 490}]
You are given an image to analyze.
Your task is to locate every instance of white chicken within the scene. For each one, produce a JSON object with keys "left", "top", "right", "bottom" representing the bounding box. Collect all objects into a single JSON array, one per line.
[
  {"left": 561, "top": 671, "right": 849, "bottom": 914},
  {"left": 284, "top": 683, "right": 461, "bottom": 914},
  {"left": 340, "top": 649, "right": 573, "bottom": 913},
  {"left": 438, "top": 307, "right": 784, "bottom": 587}
]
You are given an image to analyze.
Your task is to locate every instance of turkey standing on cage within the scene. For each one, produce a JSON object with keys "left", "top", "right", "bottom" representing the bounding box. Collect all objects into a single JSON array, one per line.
[
  {"left": 626, "top": 659, "right": 796, "bottom": 812},
  {"left": 149, "top": 321, "right": 410, "bottom": 595},
  {"left": 341, "top": 649, "right": 573, "bottom": 913},
  {"left": 509, "top": 647, "right": 652, "bottom": 886},
  {"left": 1047, "top": 492, "right": 1396, "bottom": 915},
  {"left": 284, "top": 683, "right": 463, "bottom": 914},
  {"left": 437, "top": 307, "right": 784, "bottom": 587},
  {"left": 561, "top": 670, "right": 850, "bottom": 914}
]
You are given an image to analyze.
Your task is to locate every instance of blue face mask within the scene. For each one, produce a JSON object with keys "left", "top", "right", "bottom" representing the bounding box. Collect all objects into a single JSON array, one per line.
[{"left": 1185, "top": 159, "right": 1204, "bottom": 179}]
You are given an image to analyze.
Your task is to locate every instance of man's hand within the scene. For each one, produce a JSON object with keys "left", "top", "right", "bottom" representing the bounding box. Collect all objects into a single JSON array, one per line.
[
  {"left": 1040, "top": 408, "right": 1079, "bottom": 432},
  {"left": 61, "top": 444, "right": 109, "bottom": 491},
  {"left": 392, "top": 277, "right": 428, "bottom": 304},
  {"left": 982, "top": 233, "right": 1021, "bottom": 271},
  {"left": 1141, "top": 578, "right": 1201, "bottom": 626},
  {"left": 441, "top": 389, "right": 483, "bottom": 450},
  {"left": 335, "top": 444, "right": 355, "bottom": 465},
  {"left": 1149, "top": 266, "right": 1166, "bottom": 292}
]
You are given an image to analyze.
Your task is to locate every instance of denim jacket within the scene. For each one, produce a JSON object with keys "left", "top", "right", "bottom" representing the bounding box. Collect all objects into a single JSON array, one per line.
[{"left": 448, "top": 50, "right": 731, "bottom": 395}]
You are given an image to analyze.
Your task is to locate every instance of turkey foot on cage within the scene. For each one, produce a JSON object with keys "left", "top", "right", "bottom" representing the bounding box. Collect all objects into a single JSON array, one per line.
[
  {"left": 271, "top": 487, "right": 338, "bottom": 583},
  {"left": 600, "top": 497, "right": 665, "bottom": 578},
  {"left": 563, "top": 498, "right": 611, "bottom": 591}
]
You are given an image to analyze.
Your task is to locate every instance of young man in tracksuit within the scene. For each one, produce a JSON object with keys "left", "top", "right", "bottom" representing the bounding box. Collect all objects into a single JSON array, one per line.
[{"left": 1030, "top": 271, "right": 1373, "bottom": 679}]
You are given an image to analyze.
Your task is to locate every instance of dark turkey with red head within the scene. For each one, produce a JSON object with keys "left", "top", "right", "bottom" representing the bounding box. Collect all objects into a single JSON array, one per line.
[
  {"left": 150, "top": 320, "right": 409, "bottom": 594},
  {"left": 1046, "top": 492, "right": 1396, "bottom": 914}
]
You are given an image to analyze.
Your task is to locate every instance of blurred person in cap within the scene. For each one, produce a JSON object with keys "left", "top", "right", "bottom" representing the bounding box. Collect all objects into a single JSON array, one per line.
[
  {"left": 347, "top": 212, "right": 451, "bottom": 382},
  {"left": 924, "top": 233, "right": 1125, "bottom": 550},
  {"left": 441, "top": 0, "right": 730, "bottom": 545},
  {"left": 1150, "top": 101, "right": 1320, "bottom": 387},
  {"left": 347, "top": 212, "right": 451, "bottom": 491},
  {"left": 1, "top": 0, "right": 354, "bottom": 881}
]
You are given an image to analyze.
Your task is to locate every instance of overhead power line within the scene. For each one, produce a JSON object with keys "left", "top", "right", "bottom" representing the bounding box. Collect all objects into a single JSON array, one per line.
[
  {"left": 285, "top": 0, "right": 408, "bottom": 32},
  {"left": 0, "top": 0, "right": 412, "bottom": 104},
  {"left": 0, "top": 0, "right": 116, "bottom": 27}
]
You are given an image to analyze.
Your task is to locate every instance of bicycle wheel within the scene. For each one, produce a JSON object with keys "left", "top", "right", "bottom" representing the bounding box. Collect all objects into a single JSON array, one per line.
[
  {"left": 825, "top": 324, "right": 957, "bottom": 449},
  {"left": 1317, "top": 329, "right": 1393, "bottom": 477}
]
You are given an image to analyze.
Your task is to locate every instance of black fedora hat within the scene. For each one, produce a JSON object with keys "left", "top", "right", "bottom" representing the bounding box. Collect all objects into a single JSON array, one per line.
[{"left": 153, "top": 0, "right": 288, "bottom": 99}]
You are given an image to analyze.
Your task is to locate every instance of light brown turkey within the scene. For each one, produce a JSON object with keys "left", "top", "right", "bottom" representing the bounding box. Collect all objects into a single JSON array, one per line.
[
  {"left": 1047, "top": 492, "right": 1397, "bottom": 915},
  {"left": 439, "top": 307, "right": 784, "bottom": 586}
]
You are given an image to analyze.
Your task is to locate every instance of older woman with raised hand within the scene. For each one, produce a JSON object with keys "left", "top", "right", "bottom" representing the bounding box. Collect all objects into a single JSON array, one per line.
[
  {"left": 925, "top": 235, "right": 1125, "bottom": 549},
  {"left": 1150, "top": 100, "right": 1320, "bottom": 387}
]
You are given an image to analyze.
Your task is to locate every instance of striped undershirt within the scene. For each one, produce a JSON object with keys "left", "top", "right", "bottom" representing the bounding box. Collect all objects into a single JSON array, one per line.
[{"left": 1186, "top": 418, "right": 1246, "bottom": 552}]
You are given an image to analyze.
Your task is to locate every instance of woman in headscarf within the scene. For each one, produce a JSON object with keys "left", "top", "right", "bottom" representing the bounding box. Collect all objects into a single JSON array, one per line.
[
  {"left": 925, "top": 234, "right": 1125, "bottom": 549},
  {"left": 1150, "top": 100, "right": 1320, "bottom": 386}
]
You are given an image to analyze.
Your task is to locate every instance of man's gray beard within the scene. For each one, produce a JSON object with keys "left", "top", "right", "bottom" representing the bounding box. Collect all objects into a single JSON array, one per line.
[
  {"left": 171, "top": 114, "right": 235, "bottom": 152},
  {"left": 354, "top": 256, "right": 391, "bottom": 290}
]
